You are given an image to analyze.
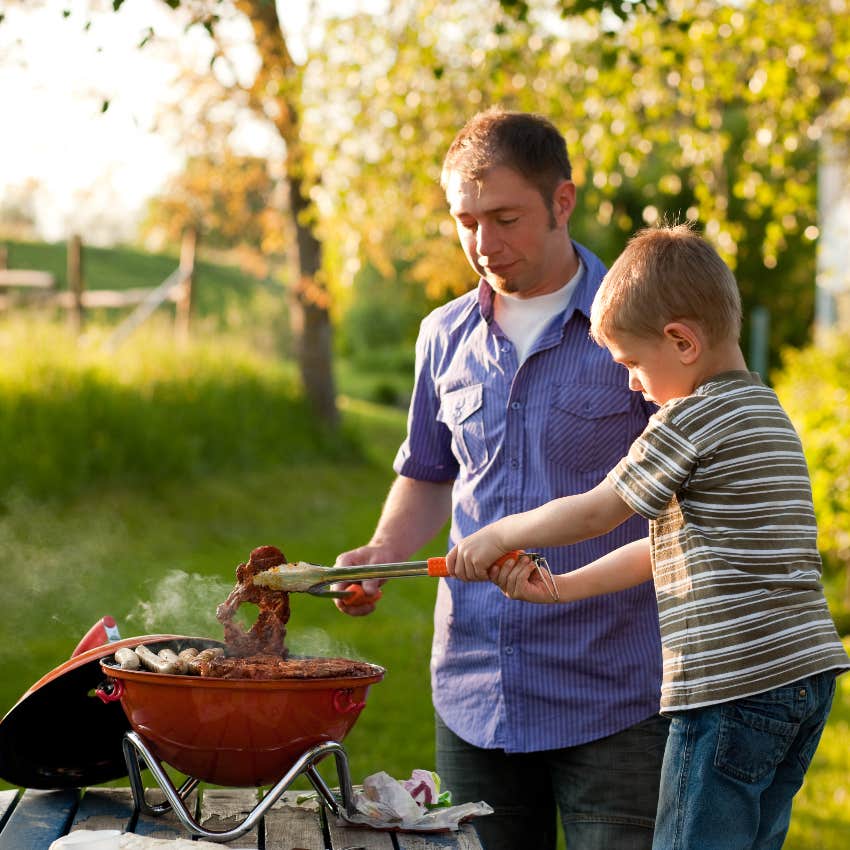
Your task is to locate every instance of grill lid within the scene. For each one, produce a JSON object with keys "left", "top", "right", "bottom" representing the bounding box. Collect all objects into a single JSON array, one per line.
[{"left": 0, "top": 633, "right": 207, "bottom": 789}]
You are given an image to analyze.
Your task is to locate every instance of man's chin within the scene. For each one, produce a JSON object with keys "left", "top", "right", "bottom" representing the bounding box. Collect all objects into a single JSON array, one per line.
[{"left": 486, "top": 274, "right": 519, "bottom": 295}]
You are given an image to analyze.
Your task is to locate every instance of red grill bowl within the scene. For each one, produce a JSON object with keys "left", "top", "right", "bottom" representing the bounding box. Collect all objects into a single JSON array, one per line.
[{"left": 99, "top": 639, "right": 384, "bottom": 787}]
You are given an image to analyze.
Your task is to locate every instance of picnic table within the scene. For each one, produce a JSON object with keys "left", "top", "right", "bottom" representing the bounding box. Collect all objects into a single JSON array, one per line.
[{"left": 0, "top": 786, "right": 484, "bottom": 849}]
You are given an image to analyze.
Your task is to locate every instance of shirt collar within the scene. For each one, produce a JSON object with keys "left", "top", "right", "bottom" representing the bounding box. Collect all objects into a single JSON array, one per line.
[{"left": 475, "top": 242, "right": 597, "bottom": 329}]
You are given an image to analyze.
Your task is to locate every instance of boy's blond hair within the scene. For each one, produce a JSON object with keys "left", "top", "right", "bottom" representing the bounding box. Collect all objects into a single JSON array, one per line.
[{"left": 590, "top": 223, "right": 742, "bottom": 347}]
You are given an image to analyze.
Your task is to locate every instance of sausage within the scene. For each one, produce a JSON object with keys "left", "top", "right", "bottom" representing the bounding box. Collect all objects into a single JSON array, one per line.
[
  {"left": 187, "top": 646, "right": 224, "bottom": 675},
  {"left": 158, "top": 647, "right": 187, "bottom": 674},
  {"left": 114, "top": 647, "right": 140, "bottom": 670},
  {"left": 135, "top": 644, "right": 180, "bottom": 674},
  {"left": 178, "top": 647, "right": 199, "bottom": 669}
]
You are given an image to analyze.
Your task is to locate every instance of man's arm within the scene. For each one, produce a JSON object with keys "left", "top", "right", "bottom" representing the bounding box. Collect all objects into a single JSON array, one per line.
[{"left": 334, "top": 475, "right": 453, "bottom": 615}]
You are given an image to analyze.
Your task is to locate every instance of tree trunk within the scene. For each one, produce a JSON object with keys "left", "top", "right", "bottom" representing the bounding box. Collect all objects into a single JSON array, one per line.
[
  {"left": 288, "top": 174, "right": 338, "bottom": 427},
  {"left": 235, "top": 0, "right": 338, "bottom": 426}
]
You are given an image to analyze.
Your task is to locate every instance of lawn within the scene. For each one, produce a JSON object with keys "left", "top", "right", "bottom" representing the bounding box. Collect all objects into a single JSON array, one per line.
[
  {"left": 1, "top": 396, "right": 848, "bottom": 846},
  {"left": 0, "top": 273, "right": 846, "bottom": 845},
  {"left": 0, "top": 396, "right": 437, "bottom": 790}
]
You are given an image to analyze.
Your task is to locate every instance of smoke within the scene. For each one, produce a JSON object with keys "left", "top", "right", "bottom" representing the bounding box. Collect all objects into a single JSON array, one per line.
[
  {"left": 0, "top": 491, "right": 133, "bottom": 658},
  {"left": 286, "top": 626, "right": 364, "bottom": 661},
  {"left": 125, "top": 570, "right": 234, "bottom": 638}
]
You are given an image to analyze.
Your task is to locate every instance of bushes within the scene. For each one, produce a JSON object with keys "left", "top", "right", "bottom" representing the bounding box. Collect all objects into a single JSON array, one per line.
[
  {"left": 0, "top": 318, "right": 361, "bottom": 501},
  {"left": 774, "top": 332, "right": 850, "bottom": 627}
]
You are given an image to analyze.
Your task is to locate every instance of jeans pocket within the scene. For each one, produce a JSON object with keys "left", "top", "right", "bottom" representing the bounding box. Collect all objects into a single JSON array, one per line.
[
  {"left": 714, "top": 697, "right": 799, "bottom": 783},
  {"left": 797, "top": 674, "right": 837, "bottom": 772}
]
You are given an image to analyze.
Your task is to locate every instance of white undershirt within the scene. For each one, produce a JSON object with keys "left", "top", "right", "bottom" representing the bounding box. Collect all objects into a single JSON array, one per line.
[{"left": 493, "top": 259, "right": 584, "bottom": 364}]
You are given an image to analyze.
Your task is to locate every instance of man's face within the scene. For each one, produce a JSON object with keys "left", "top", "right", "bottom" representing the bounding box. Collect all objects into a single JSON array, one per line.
[{"left": 445, "top": 165, "right": 575, "bottom": 298}]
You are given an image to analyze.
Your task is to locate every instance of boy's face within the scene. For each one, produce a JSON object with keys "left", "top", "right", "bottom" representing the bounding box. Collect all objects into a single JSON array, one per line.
[
  {"left": 605, "top": 330, "right": 694, "bottom": 405},
  {"left": 444, "top": 165, "right": 576, "bottom": 298}
]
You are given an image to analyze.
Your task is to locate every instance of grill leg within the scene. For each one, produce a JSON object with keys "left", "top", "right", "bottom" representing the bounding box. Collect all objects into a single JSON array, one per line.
[{"left": 121, "top": 731, "right": 355, "bottom": 843}]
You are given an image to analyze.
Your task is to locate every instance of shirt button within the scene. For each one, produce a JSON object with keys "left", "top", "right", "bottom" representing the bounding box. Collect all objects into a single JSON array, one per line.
[
  {"left": 510, "top": 459, "right": 519, "bottom": 469},
  {"left": 505, "top": 647, "right": 514, "bottom": 655},
  {"left": 511, "top": 401, "right": 521, "bottom": 410},
  {"left": 799, "top": 688, "right": 807, "bottom": 697}
]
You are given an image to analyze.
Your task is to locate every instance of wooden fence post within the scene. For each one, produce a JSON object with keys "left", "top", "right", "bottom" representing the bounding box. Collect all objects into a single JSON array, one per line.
[
  {"left": 175, "top": 228, "right": 196, "bottom": 345},
  {"left": 67, "top": 234, "right": 84, "bottom": 335}
]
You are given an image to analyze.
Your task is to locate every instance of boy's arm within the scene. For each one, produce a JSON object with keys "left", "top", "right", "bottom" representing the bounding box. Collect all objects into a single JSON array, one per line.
[
  {"left": 448, "top": 478, "right": 634, "bottom": 581},
  {"left": 491, "top": 538, "right": 652, "bottom": 604}
]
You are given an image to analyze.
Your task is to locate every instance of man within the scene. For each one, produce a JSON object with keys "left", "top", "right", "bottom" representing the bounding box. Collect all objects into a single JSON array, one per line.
[{"left": 335, "top": 108, "right": 667, "bottom": 850}]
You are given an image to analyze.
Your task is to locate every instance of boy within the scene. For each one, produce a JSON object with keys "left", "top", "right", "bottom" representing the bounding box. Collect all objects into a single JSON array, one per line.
[{"left": 447, "top": 223, "right": 849, "bottom": 850}]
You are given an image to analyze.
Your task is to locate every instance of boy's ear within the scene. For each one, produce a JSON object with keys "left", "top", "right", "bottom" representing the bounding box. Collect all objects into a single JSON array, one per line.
[{"left": 663, "top": 321, "right": 702, "bottom": 364}]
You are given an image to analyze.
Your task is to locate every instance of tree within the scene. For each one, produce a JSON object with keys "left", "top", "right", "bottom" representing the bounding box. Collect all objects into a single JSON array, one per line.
[
  {"left": 109, "top": 0, "right": 664, "bottom": 424},
  {"left": 301, "top": 0, "right": 850, "bottom": 368},
  {"left": 141, "top": 150, "right": 288, "bottom": 278},
  {"left": 100, "top": 0, "right": 338, "bottom": 424}
]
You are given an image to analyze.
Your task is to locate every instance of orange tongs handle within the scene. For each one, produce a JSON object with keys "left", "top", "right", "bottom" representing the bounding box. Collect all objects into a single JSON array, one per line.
[
  {"left": 340, "top": 550, "right": 525, "bottom": 607},
  {"left": 340, "top": 583, "right": 384, "bottom": 608},
  {"left": 427, "top": 557, "right": 450, "bottom": 577},
  {"left": 426, "top": 549, "right": 524, "bottom": 577}
]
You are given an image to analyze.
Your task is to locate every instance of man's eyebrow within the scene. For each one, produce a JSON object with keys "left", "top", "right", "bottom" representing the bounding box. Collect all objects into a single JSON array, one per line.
[{"left": 451, "top": 203, "right": 524, "bottom": 217}]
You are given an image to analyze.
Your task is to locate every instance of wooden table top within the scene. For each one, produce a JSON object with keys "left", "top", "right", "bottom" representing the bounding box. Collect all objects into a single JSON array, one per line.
[{"left": 0, "top": 786, "right": 484, "bottom": 850}]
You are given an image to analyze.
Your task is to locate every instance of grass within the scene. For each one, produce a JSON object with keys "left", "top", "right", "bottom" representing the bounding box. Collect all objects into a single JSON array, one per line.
[
  {"left": 1, "top": 397, "right": 848, "bottom": 847},
  {"left": 0, "top": 395, "right": 437, "bottom": 792},
  {"left": 0, "top": 319, "right": 354, "bottom": 500},
  {"left": 0, "top": 271, "right": 847, "bottom": 844}
]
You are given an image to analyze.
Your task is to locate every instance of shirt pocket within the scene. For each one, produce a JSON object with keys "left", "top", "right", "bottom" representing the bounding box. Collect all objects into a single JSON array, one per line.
[
  {"left": 545, "top": 384, "right": 634, "bottom": 472},
  {"left": 437, "top": 384, "right": 489, "bottom": 474}
]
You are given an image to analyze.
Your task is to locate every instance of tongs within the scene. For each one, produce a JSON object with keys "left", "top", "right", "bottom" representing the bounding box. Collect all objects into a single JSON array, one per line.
[{"left": 252, "top": 550, "right": 559, "bottom": 603}]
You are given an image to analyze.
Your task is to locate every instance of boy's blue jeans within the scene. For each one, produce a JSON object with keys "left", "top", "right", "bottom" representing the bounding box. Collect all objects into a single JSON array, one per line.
[{"left": 653, "top": 670, "right": 838, "bottom": 850}]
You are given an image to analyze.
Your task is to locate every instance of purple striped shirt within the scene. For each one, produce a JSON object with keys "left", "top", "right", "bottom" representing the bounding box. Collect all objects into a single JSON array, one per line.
[{"left": 394, "top": 242, "right": 663, "bottom": 751}]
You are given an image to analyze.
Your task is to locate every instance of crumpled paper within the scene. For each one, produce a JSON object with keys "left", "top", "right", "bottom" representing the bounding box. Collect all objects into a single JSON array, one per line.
[{"left": 337, "top": 769, "right": 493, "bottom": 832}]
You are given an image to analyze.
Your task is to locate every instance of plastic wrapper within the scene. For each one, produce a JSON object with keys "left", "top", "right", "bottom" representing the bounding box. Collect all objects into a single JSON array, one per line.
[{"left": 337, "top": 769, "right": 493, "bottom": 832}]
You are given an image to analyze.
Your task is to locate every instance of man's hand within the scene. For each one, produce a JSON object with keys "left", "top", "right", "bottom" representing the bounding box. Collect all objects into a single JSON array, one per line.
[
  {"left": 488, "top": 555, "right": 558, "bottom": 603},
  {"left": 331, "top": 545, "right": 391, "bottom": 616}
]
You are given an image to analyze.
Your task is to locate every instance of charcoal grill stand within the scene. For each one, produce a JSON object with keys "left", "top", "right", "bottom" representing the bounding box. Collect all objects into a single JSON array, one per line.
[{"left": 122, "top": 730, "right": 355, "bottom": 843}]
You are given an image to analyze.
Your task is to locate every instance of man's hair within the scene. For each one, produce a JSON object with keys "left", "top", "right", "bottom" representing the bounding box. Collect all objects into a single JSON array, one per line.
[
  {"left": 441, "top": 108, "right": 572, "bottom": 209},
  {"left": 590, "top": 223, "right": 742, "bottom": 347}
]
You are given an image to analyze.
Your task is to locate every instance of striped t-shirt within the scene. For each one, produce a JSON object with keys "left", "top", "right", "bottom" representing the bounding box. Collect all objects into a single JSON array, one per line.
[{"left": 608, "top": 370, "right": 849, "bottom": 712}]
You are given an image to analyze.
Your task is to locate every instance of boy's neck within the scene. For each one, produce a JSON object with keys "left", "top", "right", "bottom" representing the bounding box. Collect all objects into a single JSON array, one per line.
[{"left": 692, "top": 341, "right": 748, "bottom": 388}]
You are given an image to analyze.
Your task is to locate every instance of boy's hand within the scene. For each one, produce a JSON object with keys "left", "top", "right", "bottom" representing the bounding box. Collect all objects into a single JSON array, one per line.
[
  {"left": 489, "top": 554, "right": 557, "bottom": 603},
  {"left": 447, "top": 527, "right": 509, "bottom": 581}
]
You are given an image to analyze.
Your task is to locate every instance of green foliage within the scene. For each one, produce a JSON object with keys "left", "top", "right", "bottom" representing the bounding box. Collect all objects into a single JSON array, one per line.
[
  {"left": 499, "top": 0, "right": 661, "bottom": 23},
  {"left": 301, "top": 0, "right": 847, "bottom": 370},
  {"left": 336, "top": 351, "right": 415, "bottom": 409},
  {"left": 140, "top": 151, "right": 290, "bottom": 264},
  {"left": 0, "top": 318, "right": 359, "bottom": 502},
  {"left": 337, "top": 261, "right": 431, "bottom": 354},
  {"left": 334, "top": 261, "right": 425, "bottom": 406},
  {"left": 774, "top": 333, "right": 850, "bottom": 615}
]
